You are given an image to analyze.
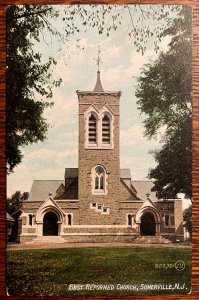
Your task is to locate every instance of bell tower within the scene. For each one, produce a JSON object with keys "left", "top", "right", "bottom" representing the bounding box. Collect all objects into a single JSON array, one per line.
[{"left": 76, "top": 50, "right": 121, "bottom": 225}]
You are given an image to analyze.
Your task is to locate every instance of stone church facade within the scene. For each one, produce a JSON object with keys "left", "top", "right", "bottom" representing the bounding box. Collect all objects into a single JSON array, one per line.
[{"left": 19, "top": 71, "right": 184, "bottom": 244}]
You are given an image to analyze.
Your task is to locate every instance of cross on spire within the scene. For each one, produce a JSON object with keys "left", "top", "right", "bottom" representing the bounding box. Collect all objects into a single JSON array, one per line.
[{"left": 94, "top": 46, "right": 102, "bottom": 71}]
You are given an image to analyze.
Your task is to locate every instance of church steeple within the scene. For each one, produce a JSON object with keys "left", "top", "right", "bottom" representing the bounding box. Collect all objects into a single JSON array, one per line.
[
  {"left": 93, "top": 46, "right": 104, "bottom": 92},
  {"left": 93, "top": 71, "right": 104, "bottom": 92}
]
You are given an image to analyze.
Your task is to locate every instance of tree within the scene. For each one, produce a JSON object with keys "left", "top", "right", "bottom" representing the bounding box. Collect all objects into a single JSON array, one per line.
[
  {"left": 6, "top": 5, "right": 61, "bottom": 173},
  {"left": 7, "top": 191, "right": 29, "bottom": 215},
  {"left": 62, "top": 4, "right": 180, "bottom": 54},
  {"left": 135, "top": 6, "right": 192, "bottom": 198},
  {"left": 183, "top": 205, "right": 192, "bottom": 237}
]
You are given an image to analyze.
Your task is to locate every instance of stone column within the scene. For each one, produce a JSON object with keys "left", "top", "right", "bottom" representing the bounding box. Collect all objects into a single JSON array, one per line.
[
  {"left": 37, "top": 221, "right": 43, "bottom": 236},
  {"left": 156, "top": 222, "right": 161, "bottom": 235},
  {"left": 57, "top": 221, "right": 62, "bottom": 236}
]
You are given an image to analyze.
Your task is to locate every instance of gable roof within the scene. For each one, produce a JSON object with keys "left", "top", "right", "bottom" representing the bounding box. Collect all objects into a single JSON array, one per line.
[
  {"left": 26, "top": 171, "right": 158, "bottom": 202},
  {"left": 27, "top": 180, "right": 64, "bottom": 202},
  {"left": 131, "top": 181, "right": 158, "bottom": 202}
]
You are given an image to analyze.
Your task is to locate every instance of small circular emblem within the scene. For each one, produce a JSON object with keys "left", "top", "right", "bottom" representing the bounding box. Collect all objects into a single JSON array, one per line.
[{"left": 175, "top": 260, "right": 185, "bottom": 271}]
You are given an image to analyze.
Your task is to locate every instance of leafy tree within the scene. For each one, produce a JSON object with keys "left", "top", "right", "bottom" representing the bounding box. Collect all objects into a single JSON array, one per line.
[
  {"left": 6, "top": 5, "right": 61, "bottom": 173},
  {"left": 183, "top": 205, "right": 192, "bottom": 237},
  {"left": 62, "top": 4, "right": 180, "bottom": 54},
  {"left": 7, "top": 191, "right": 29, "bottom": 215},
  {"left": 135, "top": 6, "right": 192, "bottom": 198}
]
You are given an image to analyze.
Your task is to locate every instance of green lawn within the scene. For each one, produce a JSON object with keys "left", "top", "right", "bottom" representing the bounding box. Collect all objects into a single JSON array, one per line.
[{"left": 7, "top": 247, "right": 191, "bottom": 296}]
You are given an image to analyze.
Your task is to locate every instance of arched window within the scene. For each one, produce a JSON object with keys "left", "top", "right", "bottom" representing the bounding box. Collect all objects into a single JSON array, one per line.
[
  {"left": 92, "top": 165, "right": 107, "bottom": 194},
  {"left": 95, "top": 166, "right": 105, "bottom": 190},
  {"left": 102, "top": 114, "right": 110, "bottom": 144},
  {"left": 67, "top": 214, "right": 72, "bottom": 226},
  {"left": 88, "top": 114, "right": 97, "bottom": 144}
]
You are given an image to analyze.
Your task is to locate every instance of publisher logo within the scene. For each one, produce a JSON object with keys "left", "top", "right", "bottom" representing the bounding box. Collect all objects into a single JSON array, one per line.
[{"left": 175, "top": 260, "right": 185, "bottom": 271}]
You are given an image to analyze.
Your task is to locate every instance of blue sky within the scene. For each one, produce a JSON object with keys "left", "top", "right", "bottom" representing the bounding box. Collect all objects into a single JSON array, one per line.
[{"left": 7, "top": 5, "right": 178, "bottom": 196}]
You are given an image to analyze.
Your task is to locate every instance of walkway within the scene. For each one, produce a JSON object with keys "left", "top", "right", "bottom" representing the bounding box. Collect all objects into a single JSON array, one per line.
[{"left": 7, "top": 242, "right": 191, "bottom": 251}]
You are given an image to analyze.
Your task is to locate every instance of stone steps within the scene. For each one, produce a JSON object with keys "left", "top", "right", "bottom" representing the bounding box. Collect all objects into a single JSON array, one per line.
[
  {"left": 134, "top": 235, "right": 171, "bottom": 244},
  {"left": 25, "top": 236, "right": 66, "bottom": 244}
]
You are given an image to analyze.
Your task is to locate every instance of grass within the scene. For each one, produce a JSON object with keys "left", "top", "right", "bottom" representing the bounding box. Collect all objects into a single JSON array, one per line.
[{"left": 7, "top": 247, "right": 191, "bottom": 296}]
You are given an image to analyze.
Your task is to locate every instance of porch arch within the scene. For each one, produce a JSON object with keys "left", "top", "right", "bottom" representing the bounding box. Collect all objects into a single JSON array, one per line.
[
  {"left": 135, "top": 207, "right": 161, "bottom": 236},
  {"left": 35, "top": 204, "right": 65, "bottom": 237}
]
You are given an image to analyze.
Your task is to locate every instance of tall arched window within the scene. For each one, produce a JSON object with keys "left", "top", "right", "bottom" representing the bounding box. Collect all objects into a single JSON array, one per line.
[
  {"left": 88, "top": 114, "right": 97, "bottom": 144},
  {"left": 92, "top": 165, "right": 107, "bottom": 194},
  {"left": 95, "top": 166, "right": 105, "bottom": 190},
  {"left": 102, "top": 114, "right": 110, "bottom": 144}
]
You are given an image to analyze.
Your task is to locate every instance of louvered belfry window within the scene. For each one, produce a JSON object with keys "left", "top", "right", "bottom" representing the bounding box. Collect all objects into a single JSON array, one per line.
[
  {"left": 88, "top": 114, "right": 97, "bottom": 144},
  {"left": 102, "top": 115, "right": 110, "bottom": 144}
]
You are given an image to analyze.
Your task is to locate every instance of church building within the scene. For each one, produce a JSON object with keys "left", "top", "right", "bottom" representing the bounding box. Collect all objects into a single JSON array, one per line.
[{"left": 19, "top": 68, "right": 185, "bottom": 244}]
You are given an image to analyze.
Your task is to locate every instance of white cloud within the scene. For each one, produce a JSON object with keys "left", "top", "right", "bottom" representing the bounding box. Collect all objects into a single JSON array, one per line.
[
  {"left": 121, "top": 124, "right": 146, "bottom": 146},
  {"left": 103, "top": 65, "right": 125, "bottom": 84},
  {"left": 102, "top": 45, "right": 122, "bottom": 60}
]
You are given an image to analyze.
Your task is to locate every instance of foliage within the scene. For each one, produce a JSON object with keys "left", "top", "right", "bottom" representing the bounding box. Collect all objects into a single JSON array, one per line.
[
  {"left": 6, "top": 4, "right": 184, "bottom": 174},
  {"left": 62, "top": 4, "right": 180, "bottom": 54},
  {"left": 7, "top": 247, "right": 191, "bottom": 296},
  {"left": 149, "top": 114, "right": 192, "bottom": 199},
  {"left": 135, "top": 6, "right": 192, "bottom": 198},
  {"left": 183, "top": 205, "right": 192, "bottom": 236},
  {"left": 6, "top": 5, "right": 61, "bottom": 173},
  {"left": 7, "top": 191, "right": 29, "bottom": 215}
]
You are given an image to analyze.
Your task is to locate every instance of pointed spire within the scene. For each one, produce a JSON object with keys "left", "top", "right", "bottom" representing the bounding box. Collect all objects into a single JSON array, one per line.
[{"left": 93, "top": 71, "right": 104, "bottom": 92}]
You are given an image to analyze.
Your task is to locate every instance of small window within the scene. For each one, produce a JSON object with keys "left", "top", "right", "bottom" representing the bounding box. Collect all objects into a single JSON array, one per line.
[
  {"left": 67, "top": 214, "right": 72, "bottom": 226},
  {"left": 102, "top": 207, "right": 110, "bottom": 215},
  {"left": 97, "top": 204, "right": 102, "bottom": 210},
  {"left": 170, "top": 215, "right": 175, "bottom": 226},
  {"left": 102, "top": 115, "right": 110, "bottom": 144},
  {"left": 128, "top": 214, "right": 132, "bottom": 226},
  {"left": 165, "top": 215, "right": 169, "bottom": 227},
  {"left": 29, "top": 214, "right": 32, "bottom": 226},
  {"left": 88, "top": 114, "right": 97, "bottom": 144}
]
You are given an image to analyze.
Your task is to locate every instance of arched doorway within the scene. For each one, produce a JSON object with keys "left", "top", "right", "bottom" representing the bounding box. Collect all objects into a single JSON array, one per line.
[
  {"left": 140, "top": 212, "right": 156, "bottom": 236},
  {"left": 43, "top": 212, "right": 58, "bottom": 236}
]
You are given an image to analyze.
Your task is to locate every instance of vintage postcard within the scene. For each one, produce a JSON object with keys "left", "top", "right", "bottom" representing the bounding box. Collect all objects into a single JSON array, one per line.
[{"left": 6, "top": 4, "right": 192, "bottom": 296}]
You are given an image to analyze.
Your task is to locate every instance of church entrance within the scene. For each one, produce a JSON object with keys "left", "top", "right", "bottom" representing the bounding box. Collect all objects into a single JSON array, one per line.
[
  {"left": 43, "top": 212, "right": 58, "bottom": 236},
  {"left": 140, "top": 212, "right": 156, "bottom": 236}
]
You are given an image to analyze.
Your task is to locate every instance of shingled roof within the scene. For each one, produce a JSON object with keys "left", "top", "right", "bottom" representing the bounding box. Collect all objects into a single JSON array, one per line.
[
  {"left": 27, "top": 180, "right": 64, "bottom": 202},
  {"left": 131, "top": 181, "right": 157, "bottom": 202},
  {"left": 27, "top": 169, "right": 157, "bottom": 202}
]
